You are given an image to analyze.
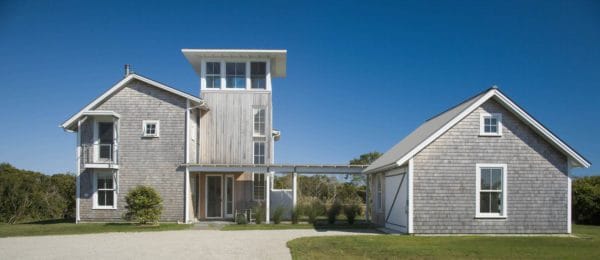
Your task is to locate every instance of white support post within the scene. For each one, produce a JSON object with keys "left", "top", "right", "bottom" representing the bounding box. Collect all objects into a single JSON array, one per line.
[
  {"left": 407, "top": 158, "right": 414, "bottom": 234},
  {"left": 184, "top": 99, "right": 190, "bottom": 224},
  {"left": 265, "top": 172, "right": 271, "bottom": 224},
  {"left": 292, "top": 172, "right": 298, "bottom": 209}
]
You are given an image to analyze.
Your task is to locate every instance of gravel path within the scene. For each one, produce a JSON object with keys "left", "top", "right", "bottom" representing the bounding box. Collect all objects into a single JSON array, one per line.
[{"left": 0, "top": 229, "right": 377, "bottom": 260}]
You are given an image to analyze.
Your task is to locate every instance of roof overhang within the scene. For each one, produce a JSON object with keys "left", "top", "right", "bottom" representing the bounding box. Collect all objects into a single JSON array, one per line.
[
  {"left": 183, "top": 163, "right": 366, "bottom": 174},
  {"left": 61, "top": 74, "right": 206, "bottom": 131},
  {"left": 181, "top": 49, "right": 287, "bottom": 78}
]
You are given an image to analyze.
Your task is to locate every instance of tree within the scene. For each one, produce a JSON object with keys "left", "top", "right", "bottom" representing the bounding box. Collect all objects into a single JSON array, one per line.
[
  {"left": 0, "top": 163, "right": 69, "bottom": 224},
  {"left": 123, "top": 186, "right": 163, "bottom": 224},
  {"left": 572, "top": 176, "right": 600, "bottom": 225},
  {"left": 349, "top": 151, "right": 382, "bottom": 165}
]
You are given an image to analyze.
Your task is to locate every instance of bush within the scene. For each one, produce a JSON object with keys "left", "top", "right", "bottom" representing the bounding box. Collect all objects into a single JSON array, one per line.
[
  {"left": 573, "top": 176, "right": 600, "bottom": 225},
  {"left": 123, "top": 186, "right": 163, "bottom": 224},
  {"left": 300, "top": 197, "right": 326, "bottom": 224},
  {"left": 291, "top": 206, "right": 300, "bottom": 224},
  {"left": 254, "top": 204, "right": 265, "bottom": 224},
  {"left": 344, "top": 202, "right": 363, "bottom": 225},
  {"left": 272, "top": 206, "right": 285, "bottom": 224},
  {"left": 235, "top": 213, "right": 247, "bottom": 224},
  {"left": 327, "top": 201, "right": 342, "bottom": 224}
]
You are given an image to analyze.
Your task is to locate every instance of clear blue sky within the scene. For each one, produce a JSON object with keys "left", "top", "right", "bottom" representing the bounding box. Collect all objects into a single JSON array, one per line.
[{"left": 0, "top": 0, "right": 598, "bottom": 176}]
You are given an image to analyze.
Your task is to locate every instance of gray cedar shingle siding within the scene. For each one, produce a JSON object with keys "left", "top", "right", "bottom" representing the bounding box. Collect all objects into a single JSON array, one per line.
[
  {"left": 412, "top": 98, "right": 568, "bottom": 233},
  {"left": 79, "top": 79, "right": 187, "bottom": 222}
]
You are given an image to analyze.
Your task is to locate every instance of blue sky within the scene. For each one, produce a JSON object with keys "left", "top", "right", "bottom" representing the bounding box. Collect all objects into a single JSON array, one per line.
[{"left": 0, "top": 0, "right": 598, "bottom": 176}]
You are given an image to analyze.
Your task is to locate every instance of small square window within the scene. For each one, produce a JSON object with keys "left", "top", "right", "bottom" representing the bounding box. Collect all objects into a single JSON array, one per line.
[
  {"left": 480, "top": 113, "right": 502, "bottom": 136},
  {"left": 142, "top": 120, "right": 160, "bottom": 137}
]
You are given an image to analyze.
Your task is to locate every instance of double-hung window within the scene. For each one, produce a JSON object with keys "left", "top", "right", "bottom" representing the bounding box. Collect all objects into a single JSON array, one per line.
[
  {"left": 480, "top": 113, "right": 502, "bottom": 136},
  {"left": 253, "top": 142, "right": 266, "bottom": 164},
  {"left": 476, "top": 164, "right": 507, "bottom": 218},
  {"left": 206, "top": 62, "right": 221, "bottom": 88},
  {"left": 251, "top": 62, "right": 266, "bottom": 89},
  {"left": 94, "top": 172, "right": 116, "bottom": 209},
  {"left": 226, "top": 62, "right": 246, "bottom": 88}
]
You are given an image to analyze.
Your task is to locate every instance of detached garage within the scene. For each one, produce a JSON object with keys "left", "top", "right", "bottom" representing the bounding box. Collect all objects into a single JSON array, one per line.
[{"left": 365, "top": 87, "right": 589, "bottom": 234}]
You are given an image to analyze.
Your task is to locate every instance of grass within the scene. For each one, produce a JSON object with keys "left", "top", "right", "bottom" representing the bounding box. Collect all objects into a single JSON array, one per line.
[
  {"left": 222, "top": 222, "right": 374, "bottom": 231},
  {"left": 287, "top": 225, "right": 600, "bottom": 259},
  {"left": 0, "top": 219, "right": 192, "bottom": 237}
]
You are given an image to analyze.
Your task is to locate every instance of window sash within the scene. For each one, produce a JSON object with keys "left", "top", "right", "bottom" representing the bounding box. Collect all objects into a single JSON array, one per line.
[
  {"left": 251, "top": 62, "right": 266, "bottom": 89},
  {"left": 226, "top": 62, "right": 246, "bottom": 88},
  {"left": 96, "top": 173, "right": 116, "bottom": 208},
  {"left": 476, "top": 165, "right": 506, "bottom": 217},
  {"left": 253, "top": 108, "right": 266, "bottom": 136},
  {"left": 253, "top": 173, "right": 265, "bottom": 200},
  {"left": 253, "top": 142, "right": 266, "bottom": 164}
]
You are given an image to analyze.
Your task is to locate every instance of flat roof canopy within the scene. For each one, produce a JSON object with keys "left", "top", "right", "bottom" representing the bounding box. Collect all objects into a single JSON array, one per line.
[
  {"left": 181, "top": 49, "right": 287, "bottom": 78},
  {"left": 183, "top": 164, "right": 366, "bottom": 174}
]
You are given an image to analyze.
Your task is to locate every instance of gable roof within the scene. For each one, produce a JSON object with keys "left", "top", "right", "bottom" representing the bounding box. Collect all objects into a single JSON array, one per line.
[
  {"left": 364, "top": 87, "right": 591, "bottom": 174},
  {"left": 61, "top": 73, "right": 206, "bottom": 131}
]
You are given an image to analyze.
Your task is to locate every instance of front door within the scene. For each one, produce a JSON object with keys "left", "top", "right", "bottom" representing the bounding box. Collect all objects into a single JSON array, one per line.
[{"left": 206, "top": 175, "right": 222, "bottom": 218}]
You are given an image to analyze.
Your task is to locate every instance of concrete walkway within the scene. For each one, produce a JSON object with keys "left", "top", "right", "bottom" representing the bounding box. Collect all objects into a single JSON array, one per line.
[{"left": 0, "top": 229, "right": 377, "bottom": 260}]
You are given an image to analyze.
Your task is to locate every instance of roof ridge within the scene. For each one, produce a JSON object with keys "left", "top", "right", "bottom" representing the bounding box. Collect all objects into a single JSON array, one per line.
[{"left": 425, "top": 86, "right": 497, "bottom": 122}]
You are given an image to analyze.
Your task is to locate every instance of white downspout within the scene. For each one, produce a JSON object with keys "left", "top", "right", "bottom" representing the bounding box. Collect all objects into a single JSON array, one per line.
[
  {"left": 75, "top": 119, "right": 82, "bottom": 224},
  {"left": 567, "top": 158, "right": 572, "bottom": 234},
  {"left": 265, "top": 171, "right": 271, "bottom": 224}
]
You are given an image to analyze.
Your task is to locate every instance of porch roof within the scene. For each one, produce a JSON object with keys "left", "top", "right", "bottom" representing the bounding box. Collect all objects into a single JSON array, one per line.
[{"left": 183, "top": 163, "right": 367, "bottom": 174}]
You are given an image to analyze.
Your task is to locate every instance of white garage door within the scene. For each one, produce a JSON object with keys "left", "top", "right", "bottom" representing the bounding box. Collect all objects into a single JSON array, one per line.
[{"left": 384, "top": 172, "right": 408, "bottom": 232}]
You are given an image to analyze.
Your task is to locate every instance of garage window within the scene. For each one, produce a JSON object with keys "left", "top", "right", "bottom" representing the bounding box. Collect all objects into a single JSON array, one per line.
[
  {"left": 476, "top": 163, "right": 507, "bottom": 218},
  {"left": 376, "top": 174, "right": 383, "bottom": 211}
]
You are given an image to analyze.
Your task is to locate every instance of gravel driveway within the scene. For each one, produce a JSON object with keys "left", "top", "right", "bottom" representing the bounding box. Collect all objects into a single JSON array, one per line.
[{"left": 0, "top": 229, "right": 376, "bottom": 260}]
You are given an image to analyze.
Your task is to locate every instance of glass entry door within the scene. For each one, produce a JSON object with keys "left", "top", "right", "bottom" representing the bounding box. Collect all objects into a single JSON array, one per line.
[{"left": 206, "top": 175, "right": 222, "bottom": 218}]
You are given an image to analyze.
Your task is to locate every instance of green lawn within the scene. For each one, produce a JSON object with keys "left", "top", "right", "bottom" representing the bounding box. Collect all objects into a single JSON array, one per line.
[
  {"left": 0, "top": 219, "right": 191, "bottom": 237},
  {"left": 287, "top": 225, "right": 600, "bottom": 259}
]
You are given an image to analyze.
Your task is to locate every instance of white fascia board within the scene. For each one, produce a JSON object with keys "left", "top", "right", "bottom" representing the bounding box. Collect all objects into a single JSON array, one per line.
[
  {"left": 393, "top": 90, "right": 497, "bottom": 168},
  {"left": 492, "top": 90, "right": 591, "bottom": 168},
  {"left": 181, "top": 49, "right": 287, "bottom": 54},
  {"left": 392, "top": 89, "right": 590, "bottom": 169},
  {"left": 61, "top": 74, "right": 204, "bottom": 130}
]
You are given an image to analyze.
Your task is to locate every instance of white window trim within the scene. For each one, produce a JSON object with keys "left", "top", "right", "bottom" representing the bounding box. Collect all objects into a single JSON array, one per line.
[
  {"left": 475, "top": 163, "right": 507, "bottom": 219},
  {"left": 200, "top": 58, "right": 271, "bottom": 91},
  {"left": 479, "top": 112, "right": 503, "bottom": 136},
  {"left": 142, "top": 120, "right": 160, "bottom": 138},
  {"left": 253, "top": 141, "right": 266, "bottom": 165},
  {"left": 252, "top": 172, "right": 266, "bottom": 201},
  {"left": 92, "top": 171, "right": 117, "bottom": 210}
]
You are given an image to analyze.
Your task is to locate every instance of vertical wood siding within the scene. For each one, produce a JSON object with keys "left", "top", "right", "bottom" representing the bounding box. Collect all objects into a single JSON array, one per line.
[{"left": 198, "top": 92, "right": 272, "bottom": 164}]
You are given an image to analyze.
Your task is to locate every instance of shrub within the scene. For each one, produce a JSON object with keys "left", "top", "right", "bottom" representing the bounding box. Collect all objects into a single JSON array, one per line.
[
  {"left": 327, "top": 201, "right": 342, "bottom": 224},
  {"left": 273, "top": 206, "right": 285, "bottom": 224},
  {"left": 254, "top": 204, "right": 265, "bottom": 224},
  {"left": 300, "top": 197, "right": 326, "bottom": 224},
  {"left": 235, "top": 213, "right": 247, "bottom": 224},
  {"left": 123, "top": 186, "right": 163, "bottom": 224},
  {"left": 292, "top": 206, "right": 300, "bottom": 224},
  {"left": 344, "top": 202, "right": 363, "bottom": 225},
  {"left": 572, "top": 176, "right": 600, "bottom": 225}
]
